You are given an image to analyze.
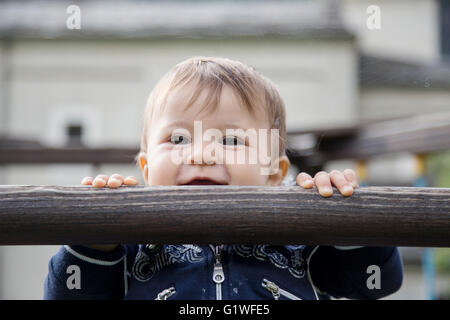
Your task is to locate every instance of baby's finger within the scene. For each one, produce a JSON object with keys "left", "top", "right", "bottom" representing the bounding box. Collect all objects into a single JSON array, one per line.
[
  {"left": 124, "top": 176, "right": 139, "bottom": 186},
  {"left": 343, "top": 169, "right": 359, "bottom": 188},
  {"left": 108, "top": 174, "right": 124, "bottom": 189},
  {"left": 296, "top": 172, "right": 314, "bottom": 189},
  {"left": 92, "top": 174, "right": 109, "bottom": 188},
  {"left": 329, "top": 170, "right": 353, "bottom": 197},
  {"left": 314, "top": 171, "right": 333, "bottom": 197},
  {"left": 81, "top": 176, "right": 93, "bottom": 185}
]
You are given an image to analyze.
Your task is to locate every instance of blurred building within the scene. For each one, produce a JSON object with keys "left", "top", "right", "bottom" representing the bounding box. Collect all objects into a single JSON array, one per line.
[{"left": 0, "top": 0, "right": 449, "bottom": 299}]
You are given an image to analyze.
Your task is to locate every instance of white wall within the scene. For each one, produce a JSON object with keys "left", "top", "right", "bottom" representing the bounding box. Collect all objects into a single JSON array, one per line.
[
  {"left": 342, "top": 0, "right": 440, "bottom": 63},
  {"left": 7, "top": 37, "right": 358, "bottom": 146},
  {"left": 0, "top": 246, "right": 60, "bottom": 299}
]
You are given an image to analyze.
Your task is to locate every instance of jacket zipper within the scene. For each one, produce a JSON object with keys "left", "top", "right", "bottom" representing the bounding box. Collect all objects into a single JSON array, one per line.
[
  {"left": 210, "top": 245, "right": 225, "bottom": 300},
  {"left": 155, "top": 287, "right": 176, "bottom": 300},
  {"left": 262, "top": 279, "right": 302, "bottom": 300}
]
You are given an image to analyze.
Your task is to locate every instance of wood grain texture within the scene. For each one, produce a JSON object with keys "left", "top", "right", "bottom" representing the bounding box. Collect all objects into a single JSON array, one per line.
[{"left": 0, "top": 185, "right": 449, "bottom": 246}]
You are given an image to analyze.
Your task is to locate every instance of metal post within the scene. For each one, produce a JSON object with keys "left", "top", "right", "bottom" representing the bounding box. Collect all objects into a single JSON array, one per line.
[{"left": 415, "top": 154, "right": 436, "bottom": 300}]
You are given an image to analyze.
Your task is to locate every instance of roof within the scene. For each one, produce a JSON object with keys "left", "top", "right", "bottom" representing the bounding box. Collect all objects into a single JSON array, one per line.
[
  {"left": 0, "top": 0, "right": 353, "bottom": 39},
  {"left": 360, "top": 54, "right": 450, "bottom": 89}
]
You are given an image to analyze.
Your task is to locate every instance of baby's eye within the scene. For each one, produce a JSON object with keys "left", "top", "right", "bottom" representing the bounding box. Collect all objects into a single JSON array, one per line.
[
  {"left": 170, "top": 134, "right": 191, "bottom": 145},
  {"left": 222, "top": 136, "right": 245, "bottom": 146}
]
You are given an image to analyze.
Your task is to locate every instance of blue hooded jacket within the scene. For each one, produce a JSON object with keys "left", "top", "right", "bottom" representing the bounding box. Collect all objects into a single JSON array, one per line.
[{"left": 44, "top": 243, "right": 403, "bottom": 300}]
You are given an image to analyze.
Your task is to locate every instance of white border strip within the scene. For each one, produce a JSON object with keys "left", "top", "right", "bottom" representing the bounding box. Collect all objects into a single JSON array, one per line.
[
  {"left": 334, "top": 246, "right": 365, "bottom": 250},
  {"left": 306, "top": 245, "right": 321, "bottom": 300},
  {"left": 64, "top": 245, "right": 125, "bottom": 266},
  {"left": 123, "top": 257, "right": 128, "bottom": 297}
]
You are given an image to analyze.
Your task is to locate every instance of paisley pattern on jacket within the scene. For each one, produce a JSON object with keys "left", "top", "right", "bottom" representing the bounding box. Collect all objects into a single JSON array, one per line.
[
  {"left": 232, "top": 245, "right": 306, "bottom": 278},
  {"left": 132, "top": 244, "right": 307, "bottom": 282},
  {"left": 132, "top": 244, "right": 204, "bottom": 282}
]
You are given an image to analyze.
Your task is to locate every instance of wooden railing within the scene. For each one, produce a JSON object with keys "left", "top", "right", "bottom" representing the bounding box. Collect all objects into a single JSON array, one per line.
[
  {"left": 0, "top": 185, "right": 449, "bottom": 247},
  {"left": 288, "top": 112, "right": 450, "bottom": 162}
]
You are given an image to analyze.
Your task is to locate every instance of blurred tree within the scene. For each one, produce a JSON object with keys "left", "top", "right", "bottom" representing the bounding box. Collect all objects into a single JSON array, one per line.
[
  {"left": 427, "top": 150, "right": 450, "bottom": 299},
  {"left": 427, "top": 150, "right": 450, "bottom": 187}
]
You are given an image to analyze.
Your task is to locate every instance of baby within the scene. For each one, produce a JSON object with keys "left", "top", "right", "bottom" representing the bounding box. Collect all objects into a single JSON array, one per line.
[{"left": 44, "top": 57, "right": 403, "bottom": 300}]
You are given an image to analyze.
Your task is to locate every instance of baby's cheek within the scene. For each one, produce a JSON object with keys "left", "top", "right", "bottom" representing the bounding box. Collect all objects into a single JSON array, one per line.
[
  {"left": 147, "top": 151, "right": 178, "bottom": 186},
  {"left": 227, "top": 163, "right": 266, "bottom": 186}
]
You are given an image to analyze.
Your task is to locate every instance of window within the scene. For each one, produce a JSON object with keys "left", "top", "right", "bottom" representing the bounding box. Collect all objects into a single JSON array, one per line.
[{"left": 66, "top": 124, "right": 83, "bottom": 146}]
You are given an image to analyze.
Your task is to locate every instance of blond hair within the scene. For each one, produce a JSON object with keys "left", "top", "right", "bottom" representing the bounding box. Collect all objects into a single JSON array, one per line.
[{"left": 137, "top": 56, "right": 287, "bottom": 165}]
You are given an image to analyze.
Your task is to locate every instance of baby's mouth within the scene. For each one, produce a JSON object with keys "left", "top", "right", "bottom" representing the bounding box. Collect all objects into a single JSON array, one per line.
[{"left": 183, "top": 179, "right": 227, "bottom": 185}]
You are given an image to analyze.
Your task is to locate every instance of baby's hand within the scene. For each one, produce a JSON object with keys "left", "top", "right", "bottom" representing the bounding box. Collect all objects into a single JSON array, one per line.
[
  {"left": 296, "top": 169, "right": 359, "bottom": 197},
  {"left": 80, "top": 174, "right": 139, "bottom": 252},
  {"left": 81, "top": 174, "right": 139, "bottom": 189}
]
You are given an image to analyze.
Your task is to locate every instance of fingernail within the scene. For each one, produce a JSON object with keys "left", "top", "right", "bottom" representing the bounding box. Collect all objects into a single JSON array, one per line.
[
  {"left": 322, "top": 187, "right": 333, "bottom": 195},
  {"left": 125, "top": 177, "right": 138, "bottom": 185},
  {"left": 302, "top": 180, "right": 313, "bottom": 188},
  {"left": 93, "top": 179, "right": 105, "bottom": 187},
  {"left": 343, "top": 186, "right": 353, "bottom": 194}
]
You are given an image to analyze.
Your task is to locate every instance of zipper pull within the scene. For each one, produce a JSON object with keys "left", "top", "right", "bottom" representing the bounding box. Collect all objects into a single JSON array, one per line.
[
  {"left": 262, "top": 279, "right": 280, "bottom": 300},
  {"left": 212, "top": 245, "right": 225, "bottom": 284},
  {"left": 155, "top": 287, "right": 176, "bottom": 300},
  {"left": 211, "top": 245, "right": 225, "bottom": 300},
  {"left": 262, "top": 279, "right": 302, "bottom": 300},
  {"left": 213, "top": 262, "right": 225, "bottom": 284}
]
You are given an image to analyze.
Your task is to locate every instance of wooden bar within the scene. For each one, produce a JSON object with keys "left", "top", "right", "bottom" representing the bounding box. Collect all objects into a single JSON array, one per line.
[
  {"left": 288, "top": 112, "right": 450, "bottom": 161},
  {"left": 0, "top": 185, "right": 449, "bottom": 247},
  {"left": 0, "top": 147, "right": 139, "bottom": 164}
]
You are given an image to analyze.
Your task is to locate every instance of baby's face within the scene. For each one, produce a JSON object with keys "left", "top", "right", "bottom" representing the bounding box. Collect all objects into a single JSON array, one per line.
[{"left": 139, "top": 84, "right": 289, "bottom": 186}]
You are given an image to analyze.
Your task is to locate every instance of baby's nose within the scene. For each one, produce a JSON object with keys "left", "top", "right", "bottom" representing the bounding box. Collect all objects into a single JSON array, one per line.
[{"left": 187, "top": 142, "right": 218, "bottom": 165}]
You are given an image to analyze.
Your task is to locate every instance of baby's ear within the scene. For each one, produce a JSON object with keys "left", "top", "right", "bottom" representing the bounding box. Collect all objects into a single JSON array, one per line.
[
  {"left": 266, "top": 155, "right": 290, "bottom": 186},
  {"left": 138, "top": 152, "right": 147, "bottom": 171},
  {"left": 138, "top": 152, "right": 149, "bottom": 184}
]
